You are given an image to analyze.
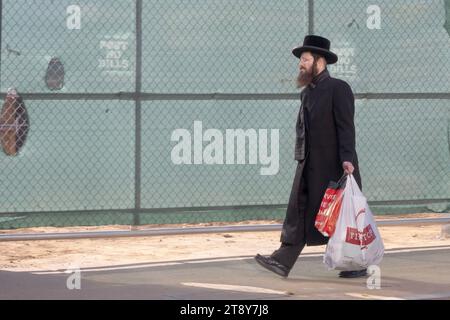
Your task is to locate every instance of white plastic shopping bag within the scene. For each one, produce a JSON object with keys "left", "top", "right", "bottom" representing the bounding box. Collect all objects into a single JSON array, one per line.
[{"left": 324, "top": 174, "right": 384, "bottom": 271}]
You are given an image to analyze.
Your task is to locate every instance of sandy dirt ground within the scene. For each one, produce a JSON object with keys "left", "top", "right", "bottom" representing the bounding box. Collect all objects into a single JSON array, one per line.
[{"left": 1, "top": 213, "right": 449, "bottom": 272}]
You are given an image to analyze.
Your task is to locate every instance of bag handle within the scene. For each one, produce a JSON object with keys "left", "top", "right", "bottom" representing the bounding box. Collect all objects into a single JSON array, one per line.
[
  {"left": 346, "top": 173, "right": 358, "bottom": 196},
  {"left": 336, "top": 173, "right": 347, "bottom": 187}
]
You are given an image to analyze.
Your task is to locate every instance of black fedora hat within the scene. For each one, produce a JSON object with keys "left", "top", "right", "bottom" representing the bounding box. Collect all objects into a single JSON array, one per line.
[{"left": 292, "top": 35, "right": 338, "bottom": 64}]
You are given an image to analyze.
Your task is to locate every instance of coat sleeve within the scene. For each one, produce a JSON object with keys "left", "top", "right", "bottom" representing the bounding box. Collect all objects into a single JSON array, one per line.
[{"left": 332, "top": 80, "right": 356, "bottom": 164}]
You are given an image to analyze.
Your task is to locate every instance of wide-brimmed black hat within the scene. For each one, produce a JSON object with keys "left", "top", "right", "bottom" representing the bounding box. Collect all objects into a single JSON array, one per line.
[{"left": 292, "top": 35, "right": 338, "bottom": 64}]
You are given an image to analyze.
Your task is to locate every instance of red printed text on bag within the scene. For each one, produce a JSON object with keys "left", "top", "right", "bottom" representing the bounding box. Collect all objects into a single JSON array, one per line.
[{"left": 345, "top": 224, "right": 376, "bottom": 247}]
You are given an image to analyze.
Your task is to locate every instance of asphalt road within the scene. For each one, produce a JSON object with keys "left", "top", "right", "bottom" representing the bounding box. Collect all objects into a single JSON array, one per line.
[{"left": 1, "top": 246, "right": 450, "bottom": 300}]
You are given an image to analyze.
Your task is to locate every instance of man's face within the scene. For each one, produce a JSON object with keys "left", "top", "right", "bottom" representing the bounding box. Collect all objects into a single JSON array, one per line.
[
  {"left": 296, "top": 51, "right": 315, "bottom": 88},
  {"left": 299, "top": 51, "right": 314, "bottom": 74}
]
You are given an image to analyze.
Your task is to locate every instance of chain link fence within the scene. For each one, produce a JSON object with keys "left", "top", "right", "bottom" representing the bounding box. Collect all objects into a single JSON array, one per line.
[{"left": 1, "top": 0, "right": 449, "bottom": 229}]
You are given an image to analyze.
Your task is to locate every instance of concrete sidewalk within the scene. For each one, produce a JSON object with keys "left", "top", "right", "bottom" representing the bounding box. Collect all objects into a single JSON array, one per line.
[{"left": 1, "top": 245, "right": 450, "bottom": 300}]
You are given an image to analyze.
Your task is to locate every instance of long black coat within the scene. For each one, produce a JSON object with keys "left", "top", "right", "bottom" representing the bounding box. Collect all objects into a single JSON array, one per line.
[{"left": 281, "top": 70, "right": 362, "bottom": 246}]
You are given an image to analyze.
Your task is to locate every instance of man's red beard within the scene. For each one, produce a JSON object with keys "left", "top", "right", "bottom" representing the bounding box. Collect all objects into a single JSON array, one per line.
[
  {"left": 296, "top": 68, "right": 314, "bottom": 88},
  {"left": 296, "top": 61, "right": 319, "bottom": 88}
]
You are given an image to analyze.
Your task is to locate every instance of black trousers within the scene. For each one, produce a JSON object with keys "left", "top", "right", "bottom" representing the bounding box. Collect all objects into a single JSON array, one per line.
[
  {"left": 270, "top": 242, "right": 306, "bottom": 270},
  {"left": 271, "top": 172, "right": 308, "bottom": 270}
]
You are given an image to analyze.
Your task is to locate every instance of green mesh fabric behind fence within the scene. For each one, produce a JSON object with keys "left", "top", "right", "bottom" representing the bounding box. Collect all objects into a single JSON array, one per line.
[{"left": 0, "top": 0, "right": 449, "bottom": 229}]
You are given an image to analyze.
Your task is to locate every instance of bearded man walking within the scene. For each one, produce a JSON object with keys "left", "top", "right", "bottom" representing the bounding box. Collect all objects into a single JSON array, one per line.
[{"left": 255, "top": 35, "right": 366, "bottom": 279}]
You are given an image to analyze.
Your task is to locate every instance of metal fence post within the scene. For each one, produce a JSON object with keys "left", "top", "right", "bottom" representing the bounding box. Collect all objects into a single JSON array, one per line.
[
  {"left": 308, "top": 0, "right": 314, "bottom": 35},
  {"left": 0, "top": 0, "right": 3, "bottom": 84},
  {"left": 134, "top": 0, "right": 143, "bottom": 226}
]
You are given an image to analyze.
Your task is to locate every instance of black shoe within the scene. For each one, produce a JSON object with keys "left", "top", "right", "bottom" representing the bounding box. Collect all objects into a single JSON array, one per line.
[
  {"left": 338, "top": 269, "right": 368, "bottom": 278},
  {"left": 254, "top": 254, "right": 289, "bottom": 277}
]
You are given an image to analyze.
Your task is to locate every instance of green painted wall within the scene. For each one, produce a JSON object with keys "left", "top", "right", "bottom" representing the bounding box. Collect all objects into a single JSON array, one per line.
[{"left": 1, "top": 0, "right": 449, "bottom": 226}]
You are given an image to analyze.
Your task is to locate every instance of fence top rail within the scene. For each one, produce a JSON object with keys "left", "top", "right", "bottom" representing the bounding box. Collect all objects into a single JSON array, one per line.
[
  {"left": 1, "top": 92, "right": 450, "bottom": 101},
  {"left": 1, "top": 215, "right": 449, "bottom": 242}
]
